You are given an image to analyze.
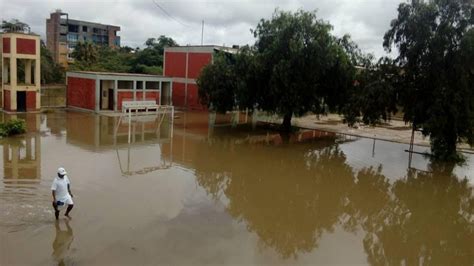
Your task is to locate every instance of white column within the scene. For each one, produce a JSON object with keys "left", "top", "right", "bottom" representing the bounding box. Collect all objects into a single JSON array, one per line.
[
  {"left": 133, "top": 80, "right": 136, "bottom": 101},
  {"left": 35, "top": 60, "right": 41, "bottom": 109},
  {"left": 35, "top": 36, "right": 40, "bottom": 87},
  {"left": 10, "top": 55, "right": 17, "bottom": 87},
  {"left": 159, "top": 81, "right": 162, "bottom": 105},
  {"left": 114, "top": 79, "right": 118, "bottom": 111},
  {"left": 10, "top": 55, "right": 17, "bottom": 111},
  {"left": 95, "top": 79, "right": 100, "bottom": 113}
]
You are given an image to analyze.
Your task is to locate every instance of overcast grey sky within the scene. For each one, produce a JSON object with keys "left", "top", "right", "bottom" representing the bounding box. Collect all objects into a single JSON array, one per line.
[{"left": 0, "top": 0, "right": 404, "bottom": 57}]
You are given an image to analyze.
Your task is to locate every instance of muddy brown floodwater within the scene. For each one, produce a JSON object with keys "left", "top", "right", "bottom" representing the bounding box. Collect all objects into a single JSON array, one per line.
[{"left": 1, "top": 111, "right": 473, "bottom": 265}]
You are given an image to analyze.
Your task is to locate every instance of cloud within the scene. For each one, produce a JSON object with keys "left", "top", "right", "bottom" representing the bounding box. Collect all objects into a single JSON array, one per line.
[{"left": 0, "top": 0, "right": 404, "bottom": 57}]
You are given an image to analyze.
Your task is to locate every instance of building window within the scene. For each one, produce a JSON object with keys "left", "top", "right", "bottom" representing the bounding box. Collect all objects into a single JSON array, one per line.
[
  {"left": 82, "top": 26, "right": 87, "bottom": 32},
  {"left": 67, "top": 34, "right": 78, "bottom": 42},
  {"left": 67, "top": 43, "right": 77, "bottom": 49},
  {"left": 68, "top": 24, "right": 79, "bottom": 33}
]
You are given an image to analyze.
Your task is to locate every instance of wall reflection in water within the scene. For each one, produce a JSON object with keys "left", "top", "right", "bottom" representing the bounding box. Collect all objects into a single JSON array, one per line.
[
  {"left": 64, "top": 111, "right": 173, "bottom": 176},
  {"left": 2, "top": 113, "right": 42, "bottom": 185}
]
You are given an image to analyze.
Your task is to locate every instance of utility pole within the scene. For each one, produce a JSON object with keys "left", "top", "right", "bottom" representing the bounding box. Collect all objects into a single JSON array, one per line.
[{"left": 201, "top": 20, "right": 204, "bottom": 45}]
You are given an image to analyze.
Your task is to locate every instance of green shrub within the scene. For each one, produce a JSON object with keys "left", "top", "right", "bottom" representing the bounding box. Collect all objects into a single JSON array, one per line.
[{"left": 0, "top": 119, "right": 26, "bottom": 137}]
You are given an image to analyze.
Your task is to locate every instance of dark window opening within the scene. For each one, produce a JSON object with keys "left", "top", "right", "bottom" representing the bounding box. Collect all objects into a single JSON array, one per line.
[
  {"left": 68, "top": 24, "right": 79, "bottom": 33},
  {"left": 82, "top": 26, "right": 87, "bottom": 32}
]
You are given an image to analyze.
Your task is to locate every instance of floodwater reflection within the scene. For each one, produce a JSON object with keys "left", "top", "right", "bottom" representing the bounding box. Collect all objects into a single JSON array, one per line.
[
  {"left": 0, "top": 111, "right": 472, "bottom": 265},
  {"left": 52, "top": 220, "right": 74, "bottom": 266},
  {"left": 194, "top": 128, "right": 474, "bottom": 264}
]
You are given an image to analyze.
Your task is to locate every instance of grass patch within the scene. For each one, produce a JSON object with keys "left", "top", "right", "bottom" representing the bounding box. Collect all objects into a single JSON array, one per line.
[{"left": 0, "top": 119, "right": 26, "bottom": 137}]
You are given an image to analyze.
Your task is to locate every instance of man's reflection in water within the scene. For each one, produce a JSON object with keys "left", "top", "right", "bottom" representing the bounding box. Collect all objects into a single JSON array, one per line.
[{"left": 52, "top": 219, "right": 74, "bottom": 266}]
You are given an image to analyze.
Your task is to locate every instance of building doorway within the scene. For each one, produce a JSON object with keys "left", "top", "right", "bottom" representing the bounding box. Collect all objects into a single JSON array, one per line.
[
  {"left": 108, "top": 88, "right": 114, "bottom": 110},
  {"left": 16, "top": 91, "right": 26, "bottom": 112}
]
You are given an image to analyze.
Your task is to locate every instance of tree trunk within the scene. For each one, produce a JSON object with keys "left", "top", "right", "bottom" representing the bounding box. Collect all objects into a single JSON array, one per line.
[{"left": 281, "top": 112, "right": 292, "bottom": 132}]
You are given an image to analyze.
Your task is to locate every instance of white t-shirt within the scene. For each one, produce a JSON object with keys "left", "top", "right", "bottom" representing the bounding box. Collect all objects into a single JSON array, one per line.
[{"left": 51, "top": 176, "right": 71, "bottom": 200}]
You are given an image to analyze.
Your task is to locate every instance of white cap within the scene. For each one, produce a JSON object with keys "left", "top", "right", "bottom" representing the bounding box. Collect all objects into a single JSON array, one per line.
[{"left": 57, "top": 167, "right": 67, "bottom": 175}]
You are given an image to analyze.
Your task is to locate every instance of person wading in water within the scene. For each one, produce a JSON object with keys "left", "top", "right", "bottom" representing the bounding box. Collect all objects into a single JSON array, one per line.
[{"left": 51, "top": 167, "right": 74, "bottom": 219}]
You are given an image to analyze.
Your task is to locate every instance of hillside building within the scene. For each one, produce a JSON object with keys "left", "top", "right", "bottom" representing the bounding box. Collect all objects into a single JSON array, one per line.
[{"left": 46, "top": 10, "right": 120, "bottom": 67}]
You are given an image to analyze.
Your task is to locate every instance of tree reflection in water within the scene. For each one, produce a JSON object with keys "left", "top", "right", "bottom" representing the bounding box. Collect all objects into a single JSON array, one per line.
[
  {"left": 361, "top": 163, "right": 474, "bottom": 265},
  {"left": 194, "top": 131, "right": 474, "bottom": 264}
]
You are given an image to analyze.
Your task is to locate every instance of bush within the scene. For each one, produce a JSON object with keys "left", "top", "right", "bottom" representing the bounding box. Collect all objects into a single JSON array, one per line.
[{"left": 0, "top": 119, "right": 26, "bottom": 137}]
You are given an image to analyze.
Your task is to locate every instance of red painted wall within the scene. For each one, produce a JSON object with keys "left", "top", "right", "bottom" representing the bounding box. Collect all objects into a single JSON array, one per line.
[
  {"left": 16, "top": 38, "right": 36, "bottom": 55},
  {"left": 188, "top": 53, "right": 212, "bottom": 79},
  {"left": 145, "top": 91, "right": 160, "bottom": 104},
  {"left": 136, "top": 92, "right": 143, "bottom": 101},
  {"left": 26, "top": 91, "right": 36, "bottom": 111},
  {"left": 171, "top": 82, "right": 206, "bottom": 110},
  {"left": 2, "top": 38, "right": 10, "bottom": 53},
  {"left": 117, "top": 91, "right": 133, "bottom": 110},
  {"left": 172, "top": 82, "right": 186, "bottom": 107},
  {"left": 67, "top": 77, "right": 96, "bottom": 110},
  {"left": 4, "top": 90, "right": 11, "bottom": 111},
  {"left": 164, "top": 52, "right": 186, "bottom": 77}
]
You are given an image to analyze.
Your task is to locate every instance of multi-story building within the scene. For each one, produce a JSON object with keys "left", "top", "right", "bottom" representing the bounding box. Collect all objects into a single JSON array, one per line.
[
  {"left": 1, "top": 32, "right": 41, "bottom": 112},
  {"left": 46, "top": 10, "right": 120, "bottom": 67}
]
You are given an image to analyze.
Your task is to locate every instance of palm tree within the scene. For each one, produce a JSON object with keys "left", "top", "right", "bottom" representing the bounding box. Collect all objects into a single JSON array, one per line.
[{"left": 71, "top": 42, "right": 98, "bottom": 64}]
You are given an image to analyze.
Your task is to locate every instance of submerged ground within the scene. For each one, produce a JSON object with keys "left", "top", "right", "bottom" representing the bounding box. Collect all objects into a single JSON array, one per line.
[{"left": 1, "top": 111, "right": 473, "bottom": 265}]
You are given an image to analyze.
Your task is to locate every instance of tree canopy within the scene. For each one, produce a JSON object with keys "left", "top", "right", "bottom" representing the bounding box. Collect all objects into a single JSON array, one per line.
[
  {"left": 70, "top": 35, "right": 178, "bottom": 75},
  {"left": 198, "top": 10, "right": 356, "bottom": 131},
  {"left": 381, "top": 0, "right": 474, "bottom": 160},
  {"left": 40, "top": 41, "right": 65, "bottom": 84},
  {"left": 198, "top": 4, "right": 474, "bottom": 160},
  {"left": 1, "top": 19, "right": 30, "bottom": 33}
]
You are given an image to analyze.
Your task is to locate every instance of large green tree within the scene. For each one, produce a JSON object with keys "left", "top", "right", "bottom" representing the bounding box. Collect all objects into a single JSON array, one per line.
[
  {"left": 71, "top": 41, "right": 99, "bottom": 65},
  {"left": 40, "top": 42, "right": 65, "bottom": 84},
  {"left": 132, "top": 35, "right": 178, "bottom": 74},
  {"left": 197, "top": 10, "right": 355, "bottom": 131},
  {"left": 383, "top": 0, "right": 474, "bottom": 160}
]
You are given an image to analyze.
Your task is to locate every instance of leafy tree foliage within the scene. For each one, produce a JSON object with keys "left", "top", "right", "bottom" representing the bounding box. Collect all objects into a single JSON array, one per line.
[
  {"left": 342, "top": 57, "right": 399, "bottom": 126},
  {"left": 71, "top": 41, "right": 99, "bottom": 65},
  {"left": 1, "top": 19, "right": 30, "bottom": 33},
  {"left": 40, "top": 42, "right": 65, "bottom": 84},
  {"left": 383, "top": 0, "right": 474, "bottom": 160},
  {"left": 131, "top": 35, "right": 178, "bottom": 73},
  {"left": 70, "top": 35, "right": 177, "bottom": 75},
  {"left": 198, "top": 10, "right": 355, "bottom": 131},
  {"left": 197, "top": 53, "right": 239, "bottom": 113}
]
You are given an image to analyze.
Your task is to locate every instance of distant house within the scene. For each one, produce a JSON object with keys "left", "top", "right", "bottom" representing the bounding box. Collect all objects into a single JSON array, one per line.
[{"left": 163, "top": 45, "right": 238, "bottom": 110}]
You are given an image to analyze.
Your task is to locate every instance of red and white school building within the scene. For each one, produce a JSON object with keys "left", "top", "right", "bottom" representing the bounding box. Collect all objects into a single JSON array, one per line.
[
  {"left": 65, "top": 45, "right": 237, "bottom": 113},
  {"left": 1, "top": 33, "right": 41, "bottom": 112},
  {"left": 66, "top": 71, "right": 172, "bottom": 112},
  {"left": 163, "top": 45, "right": 238, "bottom": 110}
]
